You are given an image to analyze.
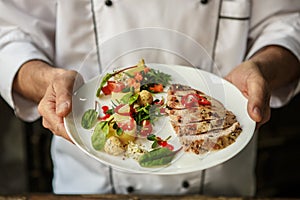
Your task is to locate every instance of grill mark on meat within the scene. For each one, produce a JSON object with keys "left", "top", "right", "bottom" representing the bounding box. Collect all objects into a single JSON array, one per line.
[
  {"left": 179, "top": 122, "right": 242, "bottom": 154},
  {"left": 167, "top": 107, "right": 230, "bottom": 124},
  {"left": 171, "top": 112, "right": 237, "bottom": 136}
]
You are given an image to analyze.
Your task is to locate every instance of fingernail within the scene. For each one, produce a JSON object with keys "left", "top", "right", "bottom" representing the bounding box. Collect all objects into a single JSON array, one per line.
[{"left": 57, "top": 102, "right": 70, "bottom": 114}]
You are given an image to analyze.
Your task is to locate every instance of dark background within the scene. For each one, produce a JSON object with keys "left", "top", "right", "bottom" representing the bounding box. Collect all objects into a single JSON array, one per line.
[{"left": 0, "top": 94, "right": 299, "bottom": 197}]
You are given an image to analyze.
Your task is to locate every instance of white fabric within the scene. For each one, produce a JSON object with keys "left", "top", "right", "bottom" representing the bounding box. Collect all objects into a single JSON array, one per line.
[{"left": 0, "top": 0, "right": 300, "bottom": 196}]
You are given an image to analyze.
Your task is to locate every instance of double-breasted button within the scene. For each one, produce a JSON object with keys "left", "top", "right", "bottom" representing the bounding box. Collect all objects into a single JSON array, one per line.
[
  {"left": 105, "top": 0, "right": 113, "bottom": 6},
  {"left": 182, "top": 180, "right": 190, "bottom": 188},
  {"left": 127, "top": 186, "right": 134, "bottom": 193},
  {"left": 200, "top": 0, "right": 208, "bottom": 4}
]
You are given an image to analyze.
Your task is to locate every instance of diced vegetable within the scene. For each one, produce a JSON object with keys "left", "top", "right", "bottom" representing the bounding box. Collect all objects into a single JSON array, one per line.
[
  {"left": 101, "top": 81, "right": 115, "bottom": 95},
  {"left": 149, "top": 84, "right": 164, "bottom": 93}
]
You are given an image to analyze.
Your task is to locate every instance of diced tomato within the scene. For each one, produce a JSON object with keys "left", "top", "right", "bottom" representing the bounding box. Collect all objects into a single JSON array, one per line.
[
  {"left": 100, "top": 113, "right": 111, "bottom": 120},
  {"left": 157, "top": 137, "right": 174, "bottom": 150},
  {"left": 157, "top": 140, "right": 167, "bottom": 147},
  {"left": 101, "top": 81, "right": 115, "bottom": 95},
  {"left": 181, "top": 93, "right": 211, "bottom": 108},
  {"left": 197, "top": 95, "right": 211, "bottom": 105},
  {"left": 139, "top": 120, "right": 153, "bottom": 137},
  {"left": 102, "top": 105, "right": 109, "bottom": 113},
  {"left": 149, "top": 84, "right": 164, "bottom": 93}
]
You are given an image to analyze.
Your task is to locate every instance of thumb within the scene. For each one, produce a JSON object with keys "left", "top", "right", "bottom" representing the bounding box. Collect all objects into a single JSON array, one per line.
[
  {"left": 56, "top": 98, "right": 72, "bottom": 117},
  {"left": 246, "top": 78, "right": 270, "bottom": 124},
  {"left": 56, "top": 86, "right": 72, "bottom": 117},
  {"left": 54, "top": 72, "right": 78, "bottom": 117}
]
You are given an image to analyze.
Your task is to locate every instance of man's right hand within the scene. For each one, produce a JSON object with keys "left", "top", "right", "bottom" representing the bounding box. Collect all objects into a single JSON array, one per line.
[
  {"left": 13, "top": 60, "right": 82, "bottom": 142},
  {"left": 38, "top": 69, "right": 80, "bottom": 142}
]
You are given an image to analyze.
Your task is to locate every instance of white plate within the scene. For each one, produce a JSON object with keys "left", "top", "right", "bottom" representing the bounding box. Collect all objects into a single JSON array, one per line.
[{"left": 64, "top": 64, "right": 256, "bottom": 175}]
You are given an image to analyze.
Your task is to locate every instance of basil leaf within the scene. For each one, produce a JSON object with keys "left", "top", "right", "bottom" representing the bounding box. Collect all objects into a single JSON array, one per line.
[
  {"left": 81, "top": 109, "right": 98, "bottom": 129},
  {"left": 138, "top": 147, "right": 178, "bottom": 168},
  {"left": 91, "top": 121, "right": 109, "bottom": 150}
]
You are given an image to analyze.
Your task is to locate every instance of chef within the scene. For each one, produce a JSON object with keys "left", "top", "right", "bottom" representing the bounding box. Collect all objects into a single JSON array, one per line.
[{"left": 0, "top": 0, "right": 299, "bottom": 196}]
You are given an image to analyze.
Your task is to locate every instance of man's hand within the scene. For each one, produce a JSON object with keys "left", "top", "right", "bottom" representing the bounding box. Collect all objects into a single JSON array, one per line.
[
  {"left": 38, "top": 70, "right": 81, "bottom": 142},
  {"left": 226, "top": 45, "right": 300, "bottom": 126},
  {"left": 14, "top": 60, "right": 83, "bottom": 142},
  {"left": 225, "top": 60, "right": 271, "bottom": 125}
]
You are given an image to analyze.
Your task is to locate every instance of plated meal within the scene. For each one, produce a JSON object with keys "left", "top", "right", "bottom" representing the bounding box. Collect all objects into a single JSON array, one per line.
[{"left": 79, "top": 59, "right": 244, "bottom": 169}]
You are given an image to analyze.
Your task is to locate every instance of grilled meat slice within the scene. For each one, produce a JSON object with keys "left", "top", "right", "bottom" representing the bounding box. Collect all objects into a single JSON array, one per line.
[
  {"left": 170, "top": 111, "right": 238, "bottom": 136},
  {"left": 166, "top": 84, "right": 242, "bottom": 155},
  {"left": 179, "top": 122, "right": 242, "bottom": 154}
]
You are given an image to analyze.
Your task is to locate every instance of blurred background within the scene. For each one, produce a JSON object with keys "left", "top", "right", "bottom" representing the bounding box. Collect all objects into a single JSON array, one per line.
[{"left": 0, "top": 94, "right": 299, "bottom": 197}]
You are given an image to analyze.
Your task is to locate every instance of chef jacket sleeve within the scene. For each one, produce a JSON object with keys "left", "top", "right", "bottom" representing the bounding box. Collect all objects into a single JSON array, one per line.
[
  {"left": 0, "top": 1, "right": 56, "bottom": 121},
  {"left": 247, "top": 1, "right": 300, "bottom": 108}
]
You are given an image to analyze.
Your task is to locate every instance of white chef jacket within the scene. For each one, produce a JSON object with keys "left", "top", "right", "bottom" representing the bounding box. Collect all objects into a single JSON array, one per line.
[{"left": 1, "top": 0, "right": 300, "bottom": 196}]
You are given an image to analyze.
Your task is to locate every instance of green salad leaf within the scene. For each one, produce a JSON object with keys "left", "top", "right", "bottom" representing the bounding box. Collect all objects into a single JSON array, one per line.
[
  {"left": 81, "top": 109, "right": 98, "bottom": 129},
  {"left": 138, "top": 147, "right": 181, "bottom": 168},
  {"left": 91, "top": 121, "right": 109, "bottom": 150}
]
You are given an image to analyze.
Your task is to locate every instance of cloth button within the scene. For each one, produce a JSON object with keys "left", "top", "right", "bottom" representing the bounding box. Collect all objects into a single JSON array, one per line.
[
  {"left": 127, "top": 186, "right": 134, "bottom": 193},
  {"left": 182, "top": 180, "right": 190, "bottom": 188},
  {"left": 200, "top": 0, "right": 208, "bottom": 4},
  {"left": 105, "top": 0, "right": 113, "bottom": 6}
]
